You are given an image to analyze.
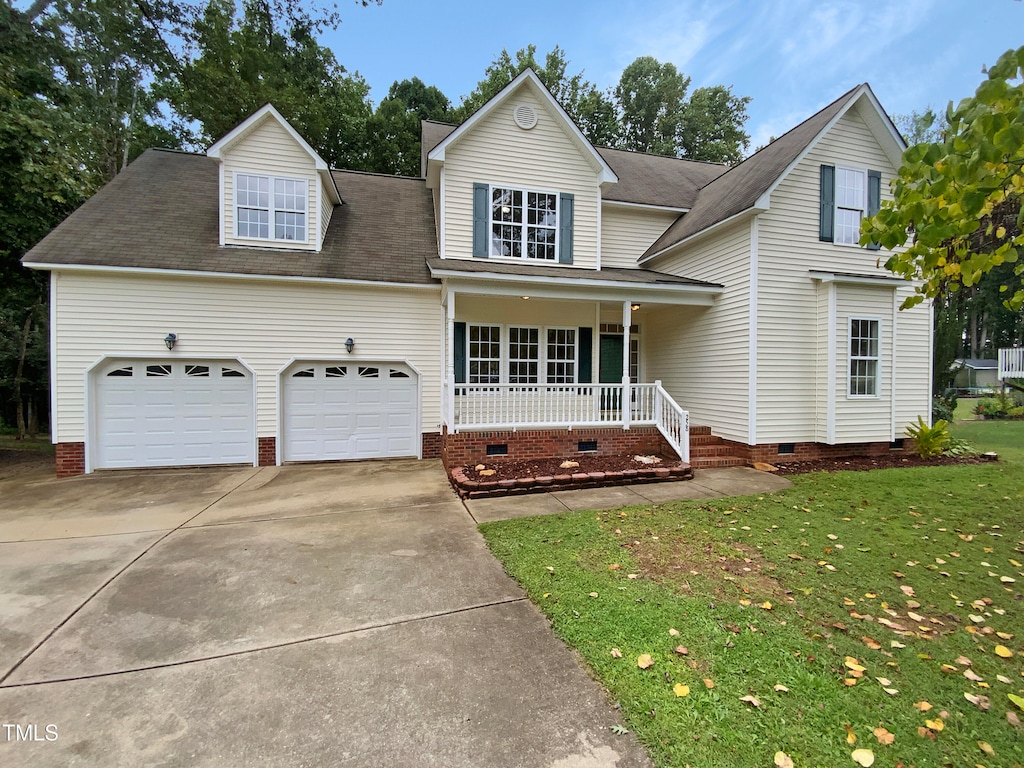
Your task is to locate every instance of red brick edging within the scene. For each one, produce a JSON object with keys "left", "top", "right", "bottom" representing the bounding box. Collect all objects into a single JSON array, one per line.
[{"left": 447, "top": 463, "right": 693, "bottom": 499}]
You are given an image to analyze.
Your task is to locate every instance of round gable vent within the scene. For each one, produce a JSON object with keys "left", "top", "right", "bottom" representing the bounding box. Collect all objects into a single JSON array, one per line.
[{"left": 513, "top": 104, "right": 538, "bottom": 130}]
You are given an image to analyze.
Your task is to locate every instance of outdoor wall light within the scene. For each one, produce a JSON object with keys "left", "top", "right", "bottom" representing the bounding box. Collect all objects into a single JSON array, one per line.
[
  {"left": 631, "top": 304, "right": 641, "bottom": 311},
  {"left": 164, "top": 333, "right": 177, "bottom": 350},
  {"left": 345, "top": 337, "right": 355, "bottom": 353}
]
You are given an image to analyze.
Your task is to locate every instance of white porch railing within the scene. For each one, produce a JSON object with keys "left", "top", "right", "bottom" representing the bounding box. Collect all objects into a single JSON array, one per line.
[
  {"left": 448, "top": 379, "right": 690, "bottom": 462},
  {"left": 998, "top": 347, "right": 1024, "bottom": 379}
]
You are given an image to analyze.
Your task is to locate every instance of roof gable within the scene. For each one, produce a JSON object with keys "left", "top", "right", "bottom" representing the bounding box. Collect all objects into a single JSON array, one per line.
[
  {"left": 641, "top": 83, "right": 906, "bottom": 261},
  {"left": 426, "top": 69, "right": 618, "bottom": 185}
]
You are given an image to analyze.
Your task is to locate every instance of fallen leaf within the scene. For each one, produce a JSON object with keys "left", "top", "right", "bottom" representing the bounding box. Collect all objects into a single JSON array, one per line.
[
  {"left": 862, "top": 636, "right": 882, "bottom": 650},
  {"left": 875, "top": 677, "right": 892, "bottom": 686},
  {"left": 738, "top": 598, "right": 752, "bottom": 606},
  {"left": 774, "top": 751, "right": 794, "bottom": 768},
  {"left": 925, "top": 718, "right": 944, "bottom": 732},
  {"left": 913, "top": 701, "right": 933, "bottom": 712},
  {"left": 739, "top": 694, "right": 761, "bottom": 707},
  {"left": 964, "top": 669, "right": 984, "bottom": 682},
  {"left": 890, "top": 640, "right": 906, "bottom": 649},
  {"left": 1000, "top": 575, "right": 1016, "bottom": 583},
  {"left": 674, "top": 645, "right": 689, "bottom": 656},
  {"left": 978, "top": 740, "right": 995, "bottom": 756},
  {"left": 997, "top": 674, "right": 1012, "bottom": 684},
  {"left": 589, "top": 592, "right": 599, "bottom": 598},
  {"left": 774, "top": 684, "right": 789, "bottom": 692},
  {"left": 627, "top": 573, "right": 639, "bottom": 579},
  {"left": 637, "top": 654, "right": 654, "bottom": 669},
  {"left": 873, "top": 727, "right": 895, "bottom": 745},
  {"left": 1009, "top": 693, "right": 1024, "bottom": 711},
  {"left": 610, "top": 648, "right": 622, "bottom": 658},
  {"left": 900, "top": 585, "right": 916, "bottom": 597},
  {"left": 845, "top": 724, "right": 857, "bottom": 744},
  {"left": 883, "top": 687, "right": 899, "bottom": 696},
  {"left": 994, "top": 645, "right": 1014, "bottom": 658},
  {"left": 851, "top": 747, "right": 875, "bottom": 766},
  {"left": 703, "top": 678, "right": 715, "bottom": 689},
  {"left": 673, "top": 683, "right": 689, "bottom": 697},
  {"left": 760, "top": 601, "right": 773, "bottom": 610},
  {"left": 996, "top": 631, "right": 1014, "bottom": 640},
  {"left": 1008, "top": 710, "right": 1022, "bottom": 729},
  {"left": 844, "top": 678, "right": 858, "bottom": 686},
  {"left": 844, "top": 657, "right": 866, "bottom": 672},
  {"left": 668, "top": 628, "right": 680, "bottom": 636},
  {"left": 964, "top": 692, "right": 991, "bottom": 710},
  {"left": 956, "top": 655, "right": 973, "bottom": 666}
]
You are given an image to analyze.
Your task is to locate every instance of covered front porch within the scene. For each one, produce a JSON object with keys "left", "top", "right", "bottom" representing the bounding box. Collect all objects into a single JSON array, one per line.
[{"left": 431, "top": 258, "right": 723, "bottom": 465}]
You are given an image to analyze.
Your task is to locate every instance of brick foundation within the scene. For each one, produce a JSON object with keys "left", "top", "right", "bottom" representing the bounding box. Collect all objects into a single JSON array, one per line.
[
  {"left": 257, "top": 437, "right": 276, "bottom": 466},
  {"left": 719, "top": 438, "right": 906, "bottom": 464},
  {"left": 55, "top": 442, "right": 85, "bottom": 477},
  {"left": 421, "top": 431, "right": 442, "bottom": 459},
  {"left": 441, "top": 426, "right": 671, "bottom": 469}
]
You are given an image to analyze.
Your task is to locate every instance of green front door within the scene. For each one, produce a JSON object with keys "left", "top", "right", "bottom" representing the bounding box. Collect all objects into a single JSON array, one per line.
[{"left": 599, "top": 335, "right": 623, "bottom": 410}]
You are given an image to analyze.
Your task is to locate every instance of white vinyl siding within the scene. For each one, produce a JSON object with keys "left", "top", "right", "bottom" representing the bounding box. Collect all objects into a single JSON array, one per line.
[
  {"left": 755, "top": 103, "right": 929, "bottom": 443},
  {"left": 442, "top": 86, "right": 601, "bottom": 269},
  {"left": 644, "top": 219, "right": 752, "bottom": 443},
  {"left": 893, "top": 285, "right": 932, "bottom": 429},
  {"left": 833, "top": 287, "right": 892, "bottom": 442},
  {"left": 221, "top": 118, "right": 318, "bottom": 251},
  {"left": 50, "top": 271, "right": 442, "bottom": 445},
  {"left": 318, "top": 176, "right": 334, "bottom": 246},
  {"left": 600, "top": 206, "right": 681, "bottom": 269}
]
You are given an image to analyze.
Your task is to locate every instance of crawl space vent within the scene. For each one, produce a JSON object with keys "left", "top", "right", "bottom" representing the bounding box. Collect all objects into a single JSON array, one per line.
[{"left": 513, "top": 104, "right": 538, "bottom": 130}]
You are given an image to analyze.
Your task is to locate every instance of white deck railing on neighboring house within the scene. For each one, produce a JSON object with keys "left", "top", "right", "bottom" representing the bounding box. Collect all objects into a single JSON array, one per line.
[
  {"left": 446, "top": 378, "right": 690, "bottom": 462},
  {"left": 998, "top": 347, "right": 1024, "bottom": 379}
]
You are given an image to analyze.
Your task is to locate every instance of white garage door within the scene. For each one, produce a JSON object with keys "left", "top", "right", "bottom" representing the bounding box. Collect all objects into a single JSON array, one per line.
[
  {"left": 95, "top": 360, "right": 254, "bottom": 469},
  {"left": 283, "top": 362, "right": 418, "bottom": 462}
]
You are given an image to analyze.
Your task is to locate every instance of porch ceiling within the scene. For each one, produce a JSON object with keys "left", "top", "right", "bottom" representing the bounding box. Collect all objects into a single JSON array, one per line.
[{"left": 428, "top": 258, "right": 721, "bottom": 307}]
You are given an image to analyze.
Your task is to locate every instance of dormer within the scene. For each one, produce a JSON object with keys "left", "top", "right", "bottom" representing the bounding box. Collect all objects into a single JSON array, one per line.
[
  {"left": 207, "top": 104, "right": 342, "bottom": 252},
  {"left": 425, "top": 69, "right": 617, "bottom": 270}
]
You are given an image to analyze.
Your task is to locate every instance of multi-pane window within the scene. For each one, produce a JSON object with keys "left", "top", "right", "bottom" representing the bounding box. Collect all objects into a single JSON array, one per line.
[
  {"left": 508, "top": 327, "right": 539, "bottom": 384},
  {"left": 468, "top": 325, "right": 501, "bottom": 384},
  {"left": 236, "top": 174, "right": 307, "bottom": 242},
  {"left": 490, "top": 187, "right": 558, "bottom": 260},
  {"left": 849, "top": 318, "right": 880, "bottom": 396},
  {"left": 834, "top": 168, "right": 866, "bottom": 245},
  {"left": 546, "top": 328, "right": 576, "bottom": 384}
]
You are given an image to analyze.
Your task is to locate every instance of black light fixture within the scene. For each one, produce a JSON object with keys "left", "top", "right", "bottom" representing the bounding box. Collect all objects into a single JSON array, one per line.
[
  {"left": 345, "top": 337, "right": 355, "bottom": 353},
  {"left": 164, "top": 333, "right": 177, "bottom": 350}
]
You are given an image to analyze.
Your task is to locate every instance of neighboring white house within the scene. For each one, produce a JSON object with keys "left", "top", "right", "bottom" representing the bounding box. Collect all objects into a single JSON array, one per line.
[{"left": 24, "top": 69, "right": 931, "bottom": 476}]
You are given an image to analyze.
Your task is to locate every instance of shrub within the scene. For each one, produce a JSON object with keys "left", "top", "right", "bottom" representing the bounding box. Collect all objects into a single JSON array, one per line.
[
  {"left": 943, "top": 437, "right": 977, "bottom": 457},
  {"left": 905, "top": 416, "right": 950, "bottom": 458},
  {"left": 932, "top": 396, "right": 955, "bottom": 422}
]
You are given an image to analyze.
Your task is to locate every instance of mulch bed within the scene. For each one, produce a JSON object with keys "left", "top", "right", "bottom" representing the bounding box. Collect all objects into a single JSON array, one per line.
[
  {"left": 770, "top": 453, "right": 992, "bottom": 475},
  {"left": 462, "top": 453, "right": 682, "bottom": 482}
]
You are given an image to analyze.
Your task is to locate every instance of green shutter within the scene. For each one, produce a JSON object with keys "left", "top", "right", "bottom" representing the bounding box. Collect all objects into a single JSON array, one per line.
[
  {"left": 559, "top": 192, "right": 574, "bottom": 264},
  {"left": 819, "top": 164, "right": 835, "bottom": 242},
  {"left": 472, "top": 183, "right": 488, "bottom": 257},
  {"left": 454, "top": 322, "right": 466, "bottom": 383},
  {"left": 578, "top": 327, "right": 592, "bottom": 383},
  {"left": 866, "top": 170, "right": 881, "bottom": 251}
]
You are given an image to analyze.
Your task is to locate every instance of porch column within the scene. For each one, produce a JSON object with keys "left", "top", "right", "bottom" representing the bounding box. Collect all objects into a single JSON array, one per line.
[
  {"left": 621, "top": 300, "right": 632, "bottom": 430},
  {"left": 446, "top": 291, "right": 456, "bottom": 431}
]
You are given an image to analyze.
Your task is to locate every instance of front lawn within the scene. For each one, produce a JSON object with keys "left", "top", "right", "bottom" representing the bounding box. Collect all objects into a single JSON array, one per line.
[{"left": 481, "top": 423, "right": 1024, "bottom": 768}]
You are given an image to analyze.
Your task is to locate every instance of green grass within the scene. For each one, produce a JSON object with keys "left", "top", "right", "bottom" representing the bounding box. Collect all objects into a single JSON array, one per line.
[
  {"left": 481, "top": 422, "right": 1024, "bottom": 768},
  {"left": 0, "top": 432, "right": 54, "bottom": 455},
  {"left": 954, "top": 397, "right": 981, "bottom": 422}
]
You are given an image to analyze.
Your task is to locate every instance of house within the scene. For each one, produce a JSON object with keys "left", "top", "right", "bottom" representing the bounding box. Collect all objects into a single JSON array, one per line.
[
  {"left": 23, "top": 69, "right": 931, "bottom": 477},
  {"left": 951, "top": 358, "right": 999, "bottom": 393}
]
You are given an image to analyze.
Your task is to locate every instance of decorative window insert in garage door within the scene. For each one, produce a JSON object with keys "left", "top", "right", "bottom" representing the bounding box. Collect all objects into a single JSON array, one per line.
[
  {"left": 281, "top": 361, "right": 419, "bottom": 462},
  {"left": 93, "top": 359, "right": 255, "bottom": 470}
]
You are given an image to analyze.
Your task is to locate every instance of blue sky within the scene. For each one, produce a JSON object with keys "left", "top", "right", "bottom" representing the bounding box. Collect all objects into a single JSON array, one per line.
[{"left": 324, "top": 0, "right": 1023, "bottom": 150}]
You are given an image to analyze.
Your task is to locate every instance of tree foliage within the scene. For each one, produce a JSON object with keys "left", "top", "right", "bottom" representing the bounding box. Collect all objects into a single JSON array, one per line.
[
  {"left": 365, "top": 77, "right": 450, "bottom": 176},
  {"left": 865, "top": 46, "right": 1024, "bottom": 312}
]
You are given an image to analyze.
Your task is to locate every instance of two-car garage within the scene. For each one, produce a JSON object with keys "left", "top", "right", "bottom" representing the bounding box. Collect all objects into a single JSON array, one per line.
[{"left": 91, "top": 358, "right": 419, "bottom": 471}]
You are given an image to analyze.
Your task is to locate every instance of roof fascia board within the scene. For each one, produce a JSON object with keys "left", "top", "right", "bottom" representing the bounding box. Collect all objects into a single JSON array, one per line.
[
  {"left": 439, "top": 276, "right": 717, "bottom": 306},
  {"left": 426, "top": 69, "right": 618, "bottom": 184},
  {"left": 638, "top": 207, "right": 762, "bottom": 265},
  {"left": 602, "top": 199, "right": 689, "bottom": 214},
  {"left": 23, "top": 262, "right": 441, "bottom": 291},
  {"left": 808, "top": 270, "right": 908, "bottom": 288},
  {"left": 430, "top": 266, "right": 721, "bottom": 296},
  {"left": 207, "top": 103, "right": 329, "bottom": 172}
]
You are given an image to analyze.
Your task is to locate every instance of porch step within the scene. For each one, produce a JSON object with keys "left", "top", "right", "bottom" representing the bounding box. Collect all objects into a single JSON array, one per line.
[
  {"left": 690, "top": 456, "right": 748, "bottom": 469},
  {"left": 686, "top": 425, "right": 747, "bottom": 469}
]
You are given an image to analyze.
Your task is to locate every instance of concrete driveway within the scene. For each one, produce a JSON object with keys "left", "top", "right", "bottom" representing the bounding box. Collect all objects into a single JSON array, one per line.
[{"left": 0, "top": 460, "right": 650, "bottom": 767}]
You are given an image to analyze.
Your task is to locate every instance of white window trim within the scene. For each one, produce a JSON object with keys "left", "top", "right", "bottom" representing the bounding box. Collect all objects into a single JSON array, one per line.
[
  {"left": 233, "top": 171, "right": 310, "bottom": 245},
  {"left": 507, "top": 325, "right": 541, "bottom": 385},
  {"left": 463, "top": 323, "right": 580, "bottom": 385},
  {"left": 488, "top": 184, "right": 560, "bottom": 263},
  {"left": 466, "top": 323, "right": 502, "bottom": 385},
  {"left": 847, "top": 316, "right": 881, "bottom": 399},
  {"left": 833, "top": 165, "right": 867, "bottom": 247}
]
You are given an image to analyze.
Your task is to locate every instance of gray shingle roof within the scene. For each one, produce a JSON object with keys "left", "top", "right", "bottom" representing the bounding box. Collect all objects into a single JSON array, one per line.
[
  {"left": 642, "top": 84, "right": 864, "bottom": 258},
  {"left": 23, "top": 149, "right": 439, "bottom": 285},
  {"left": 426, "top": 256, "right": 720, "bottom": 287}
]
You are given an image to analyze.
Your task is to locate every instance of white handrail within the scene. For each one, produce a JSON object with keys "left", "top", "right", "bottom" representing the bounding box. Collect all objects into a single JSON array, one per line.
[
  {"left": 653, "top": 381, "right": 689, "bottom": 462},
  {"left": 998, "top": 348, "right": 1024, "bottom": 379}
]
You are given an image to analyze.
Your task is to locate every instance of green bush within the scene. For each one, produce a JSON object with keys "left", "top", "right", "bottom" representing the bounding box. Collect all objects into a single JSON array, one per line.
[
  {"left": 905, "top": 416, "right": 950, "bottom": 458},
  {"left": 932, "top": 396, "right": 955, "bottom": 422},
  {"left": 943, "top": 437, "right": 977, "bottom": 457},
  {"left": 974, "top": 391, "right": 1024, "bottom": 418}
]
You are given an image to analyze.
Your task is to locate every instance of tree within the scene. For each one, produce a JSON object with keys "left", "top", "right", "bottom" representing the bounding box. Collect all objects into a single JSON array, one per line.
[
  {"left": 890, "top": 108, "right": 946, "bottom": 146},
  {"left": 614, "top": 56, "right": 689, "bottom": 155},
  {"left": 364, "top": 77, "right": 450, "bottom": 176},
  {"left": 451, "top": 45, "right": 618, "bottom": 147},
  {"left": 865, "top": 46, "right": 1024, "bottom": 312},
  {"left": 679, "top": 84, "right": 750, "bottom": 164},
  {"left": 165, "top": 0, "right": 373, "bottom": 169}
]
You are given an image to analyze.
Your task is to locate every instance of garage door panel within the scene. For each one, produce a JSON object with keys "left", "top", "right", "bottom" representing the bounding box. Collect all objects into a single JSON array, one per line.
[
  {"left": 283, "top": 361, "right": 416, "bottom": 462},
  {"left": 95, "top": 360, "right": 254, "bottom": 469}
]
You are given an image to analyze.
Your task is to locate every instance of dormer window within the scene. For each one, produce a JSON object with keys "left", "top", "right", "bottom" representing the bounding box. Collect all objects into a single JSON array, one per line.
[
  {"left": 235, "top": 173, "right": 307, "bottom": 243},
  {"left": 490, "top": 186, "right": 558, "bottom": 260}
]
